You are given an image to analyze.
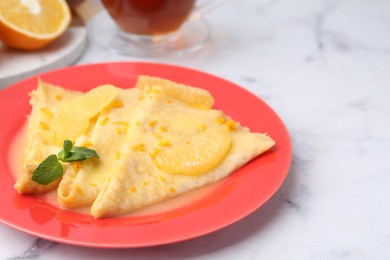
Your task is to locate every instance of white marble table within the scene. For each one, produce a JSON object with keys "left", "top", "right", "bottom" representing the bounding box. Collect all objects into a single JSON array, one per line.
[{"left": 1, "top": 0, "right": 390, "bottom": 259}]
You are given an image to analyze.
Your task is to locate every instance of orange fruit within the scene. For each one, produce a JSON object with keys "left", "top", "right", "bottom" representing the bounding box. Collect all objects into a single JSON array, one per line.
[{"left": 0, "top": 0, "right": 71, "bottom": 50}]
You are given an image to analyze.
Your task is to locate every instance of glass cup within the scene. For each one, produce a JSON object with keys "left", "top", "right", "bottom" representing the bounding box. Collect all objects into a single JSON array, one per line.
[{"left": 90, "top": 0, "right": 225, "bottom": 57}]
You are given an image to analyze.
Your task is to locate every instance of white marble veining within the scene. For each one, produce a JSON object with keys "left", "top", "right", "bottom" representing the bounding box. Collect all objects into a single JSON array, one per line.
[{"left": 1, "top": 0, "right": 390, "bottom": 259}]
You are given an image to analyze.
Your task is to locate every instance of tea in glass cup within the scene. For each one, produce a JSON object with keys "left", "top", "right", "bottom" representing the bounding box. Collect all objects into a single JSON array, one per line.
[
  {"left": 90, "top": 0, "right": 224, "bottom": 56},
  {"left": 102, "top": 0, "right": 195, "bottom": 36}
]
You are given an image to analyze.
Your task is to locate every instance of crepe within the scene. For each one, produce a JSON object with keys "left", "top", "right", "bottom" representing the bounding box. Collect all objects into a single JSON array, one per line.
[
  {"left": 15, "top": 81, "right": 120, "bottom": 194},
  {"left": 14, "top": 79, "right": 81, "bottom": 194},
  {"left": 135, "top": 75, "right": 214, "bottom": 109},
  {"left": 15, "top": 76, "right": 274, "bottom": 219},
  {"left": 57, "top": 88, "right": 141, "bottom": 208},
  {"left": 91, "top": 80, "right": 275, "bottom": 218}
]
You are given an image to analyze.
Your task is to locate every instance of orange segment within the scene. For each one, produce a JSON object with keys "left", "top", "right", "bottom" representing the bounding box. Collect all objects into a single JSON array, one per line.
[
  {"left": 0, "top": 0, "right": 71, "bottom": 50},
  {"left": 52, "top": 84, "right": 119, "bottom": 145},
  {"left": 154, "top": 128, "right": 231, "bottom": 176}
]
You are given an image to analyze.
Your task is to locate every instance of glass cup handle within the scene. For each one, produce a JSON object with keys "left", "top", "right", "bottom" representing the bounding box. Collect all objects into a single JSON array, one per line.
[{"left": 190, "top": 0, "right": 227, "bottom": 20}]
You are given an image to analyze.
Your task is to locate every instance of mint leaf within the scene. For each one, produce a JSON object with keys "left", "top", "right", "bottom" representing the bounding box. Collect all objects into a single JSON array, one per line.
[
  {"left": 63, "top": 140, "right": 73, "bottom": 157},
  {"left": 58, "top": 140, "right": 73, "bottom": 161},
  {"left": 32, "top": 154, "right": 63, "bottom": 185},
  {"left": 60, "top": 146, "right": 99, "bottom": 162},
  {"left": 32, "top": 140, "right": 99, "bottom": 185}
]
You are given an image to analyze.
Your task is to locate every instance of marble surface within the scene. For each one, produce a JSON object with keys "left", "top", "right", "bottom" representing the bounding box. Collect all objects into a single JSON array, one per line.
[{"left": 1, "top": 0, "right": 390, "bottom": 259}]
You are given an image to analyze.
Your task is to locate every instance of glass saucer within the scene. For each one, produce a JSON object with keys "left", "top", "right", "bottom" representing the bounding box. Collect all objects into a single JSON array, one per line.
[{"left": 89, "top": 11, "right": 211, "bottom": 57}]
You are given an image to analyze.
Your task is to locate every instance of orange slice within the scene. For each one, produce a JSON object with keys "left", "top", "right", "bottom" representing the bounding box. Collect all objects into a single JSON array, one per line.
[
  {"left": 52, "top": 84, "right": 119, "bottom": 145},
  {"left": 154, "top": 128, "right": 232, "bottom": 176},
  {"left": 0, "top": 0, "right": 71, "bottom": 50}
]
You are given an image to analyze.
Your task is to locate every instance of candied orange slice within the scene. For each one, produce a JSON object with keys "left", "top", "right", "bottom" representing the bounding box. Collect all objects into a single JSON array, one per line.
[
  {"left": 154, "top": 128, "right": 231, "bottom": 175},
  {"left": 52, "top": 85, "right": 119, "bottom": 144}
]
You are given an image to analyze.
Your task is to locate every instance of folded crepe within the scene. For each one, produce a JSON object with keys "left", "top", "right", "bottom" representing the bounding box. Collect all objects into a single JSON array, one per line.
[
  {"left": 135, "top": 75, "right": 214, "bottom": 109},
  {"left": 14, "top": 79, "right": 81, "bottom": 194},
  {"left": 15, "top": 80, "right": 119, "bottom": 194},
  {"left": 91, "top": 77, "right": 275, "bottom": 218},
  {"left": 57, "top": 88, "right": 141, "bottom": 208}
]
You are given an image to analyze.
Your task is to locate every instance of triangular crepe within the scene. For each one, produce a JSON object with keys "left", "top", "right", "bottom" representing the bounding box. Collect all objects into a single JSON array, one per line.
[
  {"left": 14, "top": 79, "right": 81, "bottom": 194},
  {"left": 135, "top": 75, "right": 214, "bottom": 109},
  {"left": 57, "top": 88, "right": 141, "bottom": 208},
  {"left": 91, "top": 82, "right": 275, "bottom": 218},
  {"left": 15, "top": 81, "right": 119, "bottom": 195}
]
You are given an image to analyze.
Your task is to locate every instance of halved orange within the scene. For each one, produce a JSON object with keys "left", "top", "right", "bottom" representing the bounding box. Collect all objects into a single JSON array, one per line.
[{"left": 0, "top": 0, "right": 71, "bottom": 50}]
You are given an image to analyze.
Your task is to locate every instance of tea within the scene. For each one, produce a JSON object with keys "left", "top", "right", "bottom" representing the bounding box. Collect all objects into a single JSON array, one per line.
[{"left": 102, "top": 0, "right": 196, "bottom": 36}]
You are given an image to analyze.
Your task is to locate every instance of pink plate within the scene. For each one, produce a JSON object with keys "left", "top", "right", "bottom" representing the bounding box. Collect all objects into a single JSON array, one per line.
[{"left": 0, "top": 62, "right": 291, "bottom": 248}]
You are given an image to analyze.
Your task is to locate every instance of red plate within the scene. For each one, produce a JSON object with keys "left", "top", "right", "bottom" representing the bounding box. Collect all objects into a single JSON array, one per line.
[{"left": 0, "top": 62, "right": 291, "bottom": 248}]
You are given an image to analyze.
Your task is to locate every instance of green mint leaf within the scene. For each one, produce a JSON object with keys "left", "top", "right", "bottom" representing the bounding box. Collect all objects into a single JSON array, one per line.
[
  {"left": 60, "top": 146, "right": 99, "bottom": 162},
  {"left": 57, "top": 140, "right": 73, "bottom": 160},
  {"left": 63, "top": 140, "right": 73, "bottom": 157},
  {"left": 32, "top": 140, "right": 99, "bottom": 185},
  {"left": 32, "top": 154, "right": 63, "bottom": 185}
]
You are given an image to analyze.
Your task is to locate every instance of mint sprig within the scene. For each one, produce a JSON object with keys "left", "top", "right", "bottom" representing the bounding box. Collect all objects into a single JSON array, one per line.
[
  {"left": 57, "top": 140, "right": 99, "bottom": 162},
  {"left": 32, "top": 140, "right": 99, "bottom": 185}
]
